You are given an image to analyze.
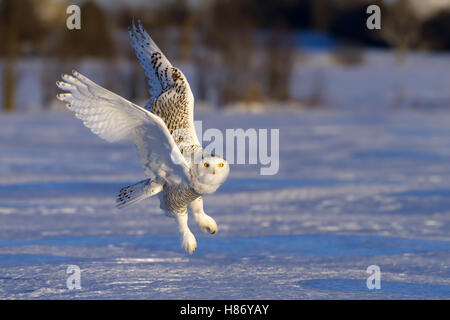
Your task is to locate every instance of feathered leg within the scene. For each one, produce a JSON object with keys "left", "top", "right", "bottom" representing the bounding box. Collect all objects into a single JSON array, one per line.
[
  {"left": 189, "top": 197, "right": 218, "bottom": 234},
  {"left": 175, "top": 213, "right": 197, "bottom": 254}
]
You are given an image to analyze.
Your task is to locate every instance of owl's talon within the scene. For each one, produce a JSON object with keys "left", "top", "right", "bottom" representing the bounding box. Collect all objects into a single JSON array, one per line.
[
  {"left": 181, "top": 231, "right": 197, "bottom": 254},
  {"left": 196, "top": 214, "right": 218, "bottom": 235}
]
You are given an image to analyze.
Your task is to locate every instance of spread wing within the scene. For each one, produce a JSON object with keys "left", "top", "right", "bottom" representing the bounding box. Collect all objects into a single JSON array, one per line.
[
  {"left": 56, "top": 70, "right": 190, "bottom": 185},
  {"left": 129, "top": 20, "right": 200, "bottom": 147}
]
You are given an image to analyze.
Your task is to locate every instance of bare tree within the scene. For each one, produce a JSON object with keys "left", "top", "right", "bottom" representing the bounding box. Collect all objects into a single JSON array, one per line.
[
  {"left": 380, "top": 0, "right": 422, "bottom": 64},
  {"left": 1, "top": 0, "right": 20, "bottom": 111},
  {"left": 200, "top": 0, "right": 258, "bottom": 106},
  {"left": 265, "top": 29, "right": 294, "bottom": 102},
  {"left": 0, "top": 0, "right": 46, "bottom": 111},
  {"left": 3, "top": 2, "right": 18, "bottom": 112}
]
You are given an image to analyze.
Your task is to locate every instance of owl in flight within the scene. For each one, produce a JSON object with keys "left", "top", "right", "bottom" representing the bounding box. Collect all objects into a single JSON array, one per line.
[{"left": 56, "top": 21, "right": 229, "bottom": 254}]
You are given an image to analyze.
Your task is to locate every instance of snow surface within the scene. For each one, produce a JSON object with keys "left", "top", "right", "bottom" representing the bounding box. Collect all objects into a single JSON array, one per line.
[{"left": 0, "top": 109, "right": 449, "bottom": 299}]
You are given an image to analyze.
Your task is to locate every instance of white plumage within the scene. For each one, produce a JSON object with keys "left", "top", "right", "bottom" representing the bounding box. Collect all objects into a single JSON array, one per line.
[{"left": 56, "top": 20, "right": 229, "bottom": 254}]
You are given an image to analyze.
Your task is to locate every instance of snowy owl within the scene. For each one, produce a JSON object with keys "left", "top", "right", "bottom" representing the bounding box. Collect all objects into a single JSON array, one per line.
[{"left": 56, "top": 21, "right": 229, "bottom": 254}]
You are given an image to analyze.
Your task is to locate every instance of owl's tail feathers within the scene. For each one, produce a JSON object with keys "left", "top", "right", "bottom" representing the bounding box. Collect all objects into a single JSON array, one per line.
[{"left": 116, "top": 179, "right": 163, "bottom": 209}]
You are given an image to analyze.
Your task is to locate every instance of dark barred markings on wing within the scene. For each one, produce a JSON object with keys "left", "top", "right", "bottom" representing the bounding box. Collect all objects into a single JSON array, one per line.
[
  {"left": 128, "top": 19, "right": 199, "bottom": 147},
  {"left": 151, "top": 88, "right": 191, "bottom": 140}
]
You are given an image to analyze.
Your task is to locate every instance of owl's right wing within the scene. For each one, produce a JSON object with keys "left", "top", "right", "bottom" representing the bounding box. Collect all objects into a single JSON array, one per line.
[
  {"left": 129, "top": 20, "right": 201, "bottom": 147},
  {"left": 128, "top": 19, "right": 174, "bottom": 110},
  {"left": 56, "top": 70, "right": 190, "bottom": 185}
]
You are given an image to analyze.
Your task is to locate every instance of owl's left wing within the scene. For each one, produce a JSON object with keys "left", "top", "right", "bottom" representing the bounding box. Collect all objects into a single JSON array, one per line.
[{"left": 56, "top": 70, "right": 190, "bottom": 185}]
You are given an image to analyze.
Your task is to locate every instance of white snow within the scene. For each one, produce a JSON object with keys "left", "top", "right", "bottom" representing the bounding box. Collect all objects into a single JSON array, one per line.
[{"left": 0, "top": 108, "right": 449, "bottom": 299}]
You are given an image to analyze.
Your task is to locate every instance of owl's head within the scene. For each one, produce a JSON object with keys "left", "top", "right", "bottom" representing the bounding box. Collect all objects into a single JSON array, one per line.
[{"left": 191, "top": 153, "right": 230, "bottom": 194}]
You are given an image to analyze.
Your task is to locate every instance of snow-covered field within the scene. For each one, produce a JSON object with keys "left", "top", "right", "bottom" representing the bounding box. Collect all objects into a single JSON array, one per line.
[{"left": 0, "top": 108, "right": 449, "bottom": 299}]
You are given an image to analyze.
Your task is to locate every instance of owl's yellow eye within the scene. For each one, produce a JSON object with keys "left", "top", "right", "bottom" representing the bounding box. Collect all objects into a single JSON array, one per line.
[
  {"left": 203, "top": 162, "right": 209, "bottom": 168},
  {"left": 218, "top": 163, "right": 224, "bottom": 168}
]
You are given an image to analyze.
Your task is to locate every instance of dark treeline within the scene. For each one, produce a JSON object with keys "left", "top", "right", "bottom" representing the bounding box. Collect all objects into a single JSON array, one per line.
[
  {"left": 2, "top": 0, "right": 450, "bottom": 58},
  {"left": 1, "top": 0, "right": 450, "bottom": 111}
]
